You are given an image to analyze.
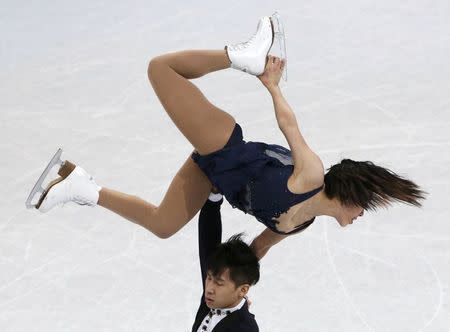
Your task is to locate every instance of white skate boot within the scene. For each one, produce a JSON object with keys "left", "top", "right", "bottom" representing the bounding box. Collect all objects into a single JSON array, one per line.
[
  {"left": 225, "top": 12, "right": 287, "bottom": 78},
  {"left": 226, "top": 16, "right": 274, "bottom": 76},
  {"left": 25, "top": 148, "right": 101, "bottom": 213}
]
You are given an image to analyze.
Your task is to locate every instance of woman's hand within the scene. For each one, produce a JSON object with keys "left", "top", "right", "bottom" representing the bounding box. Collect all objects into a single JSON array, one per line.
[
  {"left": 257, "top": 55, "right": 286, "bottom": 91},
  {"left": 251, "top": 228, "right": 292, "bottom": 261},
  {"left": 250, "top": 237, "right": 271, "bottom": 261}
]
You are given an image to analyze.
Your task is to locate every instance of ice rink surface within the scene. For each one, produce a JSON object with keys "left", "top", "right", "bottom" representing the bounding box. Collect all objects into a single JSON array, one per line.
[{"left": 1, "top": 0, "right": 450, "bottom": 331}]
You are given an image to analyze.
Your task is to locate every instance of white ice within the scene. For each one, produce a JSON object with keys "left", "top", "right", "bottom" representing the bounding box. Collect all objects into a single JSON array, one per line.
[{"left": 1, "top": 0, "right": 450, "bottom": 331}]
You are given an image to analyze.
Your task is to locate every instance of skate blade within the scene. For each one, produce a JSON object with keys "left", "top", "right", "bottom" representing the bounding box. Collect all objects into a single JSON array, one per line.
[
  {"left": 270, "top": 11, "right": 288, "bottom": 81},
  {"left": 25, "top": 148, "right": 75, "bottom": 210}
]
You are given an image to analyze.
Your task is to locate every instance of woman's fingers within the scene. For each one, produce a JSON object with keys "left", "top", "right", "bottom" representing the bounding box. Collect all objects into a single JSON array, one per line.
[
  {"left": 265, "top": 55, "right": 285, "bottom": 73},
  {"left": 271, "top": 56, "right": 284, "bottom": 68}
]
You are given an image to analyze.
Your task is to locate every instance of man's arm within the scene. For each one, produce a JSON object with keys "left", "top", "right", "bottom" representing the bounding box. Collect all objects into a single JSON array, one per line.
[{"left": 198, "top": 194, "right": 223, "bottom": 290}]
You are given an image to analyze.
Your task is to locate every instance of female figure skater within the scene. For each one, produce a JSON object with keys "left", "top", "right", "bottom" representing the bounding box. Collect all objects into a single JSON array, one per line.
[{"left": 27, "top": 15, "right": 425, "bottom": 258}]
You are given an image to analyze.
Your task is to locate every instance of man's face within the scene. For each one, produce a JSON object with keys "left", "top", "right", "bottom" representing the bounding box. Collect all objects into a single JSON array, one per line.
[{"left": 204, "top": 268, "right": 249, "bottom": 309}]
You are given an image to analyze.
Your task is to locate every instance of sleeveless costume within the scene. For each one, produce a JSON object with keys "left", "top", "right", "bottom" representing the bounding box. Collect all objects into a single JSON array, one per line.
[{"left": 192, "top": 123, "right": 322, "bottom": 235}]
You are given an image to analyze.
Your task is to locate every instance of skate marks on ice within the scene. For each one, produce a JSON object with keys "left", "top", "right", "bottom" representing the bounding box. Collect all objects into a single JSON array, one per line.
[
  {"left": 418, "top": 254, "right": 444, "bottom": 332},
  {"left": 323, "top": 223, "right": 375, "bottom": 332},
  {"left": 323, "top": 221, "right": 445, "bottom": 332}
]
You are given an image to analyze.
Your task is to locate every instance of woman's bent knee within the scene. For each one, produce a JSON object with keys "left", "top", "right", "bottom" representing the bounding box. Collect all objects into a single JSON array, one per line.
[
  {"left": 148, "top": 213, "right": 183, "bottom": 240},
  {"left": 147, "top": 56, "right": 167, "bottom": 81}
]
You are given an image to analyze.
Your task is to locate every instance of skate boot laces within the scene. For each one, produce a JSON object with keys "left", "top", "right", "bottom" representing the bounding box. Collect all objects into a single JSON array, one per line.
[{"left": 228, "top": 25, "right": 260, "bottom": 52}]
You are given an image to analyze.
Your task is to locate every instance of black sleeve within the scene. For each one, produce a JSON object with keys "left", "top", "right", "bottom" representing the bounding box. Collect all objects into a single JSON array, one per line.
[{"left": 198, "top": 198, "right": 223, "bottom": 291}]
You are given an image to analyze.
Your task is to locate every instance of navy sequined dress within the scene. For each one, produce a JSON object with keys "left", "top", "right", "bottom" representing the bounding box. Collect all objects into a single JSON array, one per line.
[{"left": 192, "top": 123, "right": 323, "bottom": 235}]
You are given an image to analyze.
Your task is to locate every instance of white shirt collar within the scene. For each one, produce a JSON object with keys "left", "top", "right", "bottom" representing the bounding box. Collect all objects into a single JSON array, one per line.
[{"left": 211, "top": 298, "right": 246, "bottom": 315}]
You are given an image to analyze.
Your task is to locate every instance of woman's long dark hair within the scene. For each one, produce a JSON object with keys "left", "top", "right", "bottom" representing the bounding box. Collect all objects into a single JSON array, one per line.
[{"left": 324, "top": 159, "right": 426, "bottom": 210}]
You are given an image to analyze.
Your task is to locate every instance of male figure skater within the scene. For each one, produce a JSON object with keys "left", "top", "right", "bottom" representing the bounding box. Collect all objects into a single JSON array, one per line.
[{"left": 193, "top": 192, "right": 260, "bottom": 331}]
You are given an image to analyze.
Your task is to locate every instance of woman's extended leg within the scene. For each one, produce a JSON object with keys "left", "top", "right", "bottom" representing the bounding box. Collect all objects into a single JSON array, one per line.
[
  {"left": 98, "top": 154, "right": 212, "bottom": 239},
  {"left": 148, "top": 50, "right": 236, "bottom": 155},
  {"left": 95, "top": 50, "right": 237, "bottom": 238}
]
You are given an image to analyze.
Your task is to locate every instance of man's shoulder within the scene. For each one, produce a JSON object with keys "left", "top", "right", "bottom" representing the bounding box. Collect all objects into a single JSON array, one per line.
[
  {"left": 236, "top": 317, "right": 259, "bottom": 331},
  {"left": 232, "top": 306, "right": 259, "bottom": 331}
]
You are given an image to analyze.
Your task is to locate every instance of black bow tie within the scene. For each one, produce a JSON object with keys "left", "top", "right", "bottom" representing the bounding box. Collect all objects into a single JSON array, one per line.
[
  {"left": 209, "top": 308, "right": 231, "bottom": 316},
  {"left": 201, "top": 309, "right": 232, "bottom": 331}
]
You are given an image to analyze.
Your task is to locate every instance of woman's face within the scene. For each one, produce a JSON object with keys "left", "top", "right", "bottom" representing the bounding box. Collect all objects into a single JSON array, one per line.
[{"left": 337, "top": 204, "right": 364, "bottom": 227}]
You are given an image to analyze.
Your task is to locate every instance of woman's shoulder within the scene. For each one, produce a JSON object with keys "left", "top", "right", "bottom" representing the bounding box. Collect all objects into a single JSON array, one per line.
[
  {"left": 288, "top": 174, "right": 324, "bottom": 194},
  {"left": 288, "top": 157, "right": 324, "bottom": 194}
]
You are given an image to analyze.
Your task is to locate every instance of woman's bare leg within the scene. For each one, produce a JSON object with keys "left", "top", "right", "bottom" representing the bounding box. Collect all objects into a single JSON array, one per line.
[
  {"left": 98, "top": 155, "right": 212, "bottom": 239},
  {"left": 97, "top": 49, "right": 237, "bottom": 238},
  {"left": 148, "top": 49, "right": 236, "bottom": 155}
]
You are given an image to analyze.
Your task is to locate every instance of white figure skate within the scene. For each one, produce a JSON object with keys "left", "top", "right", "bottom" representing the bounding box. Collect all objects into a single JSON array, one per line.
[
  {"left": 271, "top": 11, "right": 288, "bottom": 81},
  {"left": 226, "top": 16, "right": 273, "bottom": 76},
  {"left": 225, "top": 12, "right": 288, "bottom": 80},
  {"left": 25, "top": 148, "right": 101, "bottom": 213}
]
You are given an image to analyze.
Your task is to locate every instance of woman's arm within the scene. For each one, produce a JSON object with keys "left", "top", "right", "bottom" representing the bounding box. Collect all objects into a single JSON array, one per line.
[
  {"left": 250, "top": 227, "right": 292, "bottom": 260},
  {"left": 258, "top": 56, "right": 324, "bottom": 189}
]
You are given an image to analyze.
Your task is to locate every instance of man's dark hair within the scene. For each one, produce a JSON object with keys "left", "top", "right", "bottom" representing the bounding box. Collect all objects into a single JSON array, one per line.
[
  {"left": 207, "top": 233, "right": 260, "bottom": 287},
  {"left": 324, "top": 159, "right": 426, "bottom": 211}
]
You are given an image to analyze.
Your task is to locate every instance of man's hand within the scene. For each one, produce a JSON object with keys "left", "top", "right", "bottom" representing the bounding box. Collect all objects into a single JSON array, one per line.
[
  {"left": 244, "top": 295, "right": 253, "bottom": 307},
  {"left": 257, "top": 55, "right": 286, "bottom": 91}
]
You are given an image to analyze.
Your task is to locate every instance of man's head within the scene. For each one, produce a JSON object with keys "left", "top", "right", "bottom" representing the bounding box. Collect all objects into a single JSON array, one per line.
[{"left": 204, "top": 233, "right": 260, "bottom": 309}]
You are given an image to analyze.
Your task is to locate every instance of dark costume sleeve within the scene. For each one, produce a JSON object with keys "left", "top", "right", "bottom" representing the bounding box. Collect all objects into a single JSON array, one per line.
[
  {"left": 194, "top": 198, "right": 260, "bottom": 332},
  {"left": 198, "top": 198, "right": 223, "bottom": 290}
]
